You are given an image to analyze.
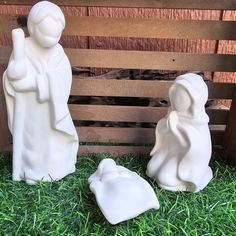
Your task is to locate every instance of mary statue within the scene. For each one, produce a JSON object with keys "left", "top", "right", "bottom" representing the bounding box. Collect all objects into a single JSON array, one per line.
[
  {"left": 3, "top": 1, "right": 78, "bottom": 184},
  {"left": 147, "top": 73, "right": 213, "bottom": 192}
]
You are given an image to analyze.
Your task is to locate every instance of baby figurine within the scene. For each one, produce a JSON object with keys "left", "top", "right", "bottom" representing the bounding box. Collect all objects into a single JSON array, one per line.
[
  {"left": 3, "top": 1, "right": 78, "bottom": 184},
  {"left": 147, "top": 73, "right": 213, "bottom": 192},
  {"left": 89, "top": 159, "right": 159, "bottom": 225}
]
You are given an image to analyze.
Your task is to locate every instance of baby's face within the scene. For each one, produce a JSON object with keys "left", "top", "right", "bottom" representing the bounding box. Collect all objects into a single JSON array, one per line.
[
  {"left": 33, "top": 16, "right": 64, "bottom": 48},
  {"left": 169, "top": 84, "right": 191, "bottom": 113}
]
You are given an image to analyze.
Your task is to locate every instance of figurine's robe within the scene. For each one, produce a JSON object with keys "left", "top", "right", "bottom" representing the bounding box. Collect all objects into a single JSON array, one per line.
[
  {"left": 147, "top": 109, "right": 212, "bottom": 192},
  {"left": 3, "top": 37, "right": 78, "bottom": 183}
]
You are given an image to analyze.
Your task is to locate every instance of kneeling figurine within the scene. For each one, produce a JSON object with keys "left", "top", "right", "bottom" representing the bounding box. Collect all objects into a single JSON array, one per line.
[{"left": 147, "top": 73, "right": 213, "bottom": 192}]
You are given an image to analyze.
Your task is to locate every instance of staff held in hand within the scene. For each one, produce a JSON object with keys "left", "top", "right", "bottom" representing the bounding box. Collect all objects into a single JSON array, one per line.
[{"left": 7, "top": 28, "right": 27, "bottom": 80}]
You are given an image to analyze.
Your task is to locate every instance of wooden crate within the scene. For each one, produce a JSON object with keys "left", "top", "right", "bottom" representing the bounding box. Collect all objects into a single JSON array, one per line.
[{"left": 0, "top": 0, "right": 236, "bottom": 162}]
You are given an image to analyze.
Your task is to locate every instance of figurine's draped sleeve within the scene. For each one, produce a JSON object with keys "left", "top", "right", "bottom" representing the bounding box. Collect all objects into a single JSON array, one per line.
[
  {"left": 47, "top": 55, "right": 76, "bottom": 139},
  {"left": 2, "top": 71, "right": 15, "bottom": 133},
  {"left": 36, "top": 45, "right": 77, "bottom": 140}
]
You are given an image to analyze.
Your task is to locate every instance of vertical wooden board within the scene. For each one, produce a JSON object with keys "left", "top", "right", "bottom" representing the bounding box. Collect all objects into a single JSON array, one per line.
[
  {"left": 0, "top": 5, "right": 88, "bottom": 48},
  {"left": 214, "top": 11, "right": 236, "bottom": 83},
  {"left": 213, "top": 11, "right": 236, "bottom": 107},
  {"left": 88, "top": 7, "right": 220, "bottom": 75},
  {"left": 224, "top": 90, "right": 236, "bottom": 163}
]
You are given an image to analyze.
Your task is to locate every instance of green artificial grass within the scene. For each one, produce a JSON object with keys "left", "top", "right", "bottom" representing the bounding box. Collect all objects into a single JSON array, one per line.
[{"left": 0, "top": 150, "right": 235, "bottom": 236}]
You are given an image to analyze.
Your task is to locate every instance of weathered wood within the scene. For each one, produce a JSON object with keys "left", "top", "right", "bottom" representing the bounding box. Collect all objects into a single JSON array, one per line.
[
  {"left": 1, "top": 0, "right": 236, "bottom": 10},
  {"left": 77, "top": 125, "right": 224, "bottom": 145},
  {"left": 1, "top": 47, "right": 235, "bottom": 72},
  {"left": 69, "top": 104, "right": 228, "bottom": 125},
  {"left": 79, "top": 145, "right": 151, "bottom": 156},
  {"left": 71, "top": 78, "right": 236, "bottom": 99},
  {"left": 1, "top": 15, "right": 235, "bottom": 40},
  {"left": 224, "top": 89, "right": 236, "bottom": 163},
  {"left": 67, "top": 49, "right": 236, "bottom": 72},
  {"left": 213, "top": 11, "right": 236, "bottom": 94}
]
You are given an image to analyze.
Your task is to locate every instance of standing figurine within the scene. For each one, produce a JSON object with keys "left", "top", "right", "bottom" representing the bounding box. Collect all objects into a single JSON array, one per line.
[
  {"left": 3, "top": 1, "right": 78, "bottom": 184},
  {"left": 147, "top": 73, "right": 213, "bottom": 192}
]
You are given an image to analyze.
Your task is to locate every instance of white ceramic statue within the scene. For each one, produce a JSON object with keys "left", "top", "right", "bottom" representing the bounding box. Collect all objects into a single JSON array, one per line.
[
  {"left": 89, "top": 159, "right": 159, "bottom": 225},
  {"left": 3, "top": 1, "right": 78, "bottom": 184},
  {"left": 147, "top": 73, "right": 213, "bottom": 192}
]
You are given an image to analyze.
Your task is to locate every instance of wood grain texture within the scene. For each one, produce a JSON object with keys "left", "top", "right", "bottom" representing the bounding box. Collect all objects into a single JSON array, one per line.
[
  {"left": 0, "top": 5, "right": 88, "bottom": 48},
  {"left": 69, "top": 104, "right": 228, "bottom": 125},
  {"left": 77, "top": 126, "right": 224, "bottom": 145},
  {"left": 79, "top": 145, "right": 151, "bottom": 156},
  {"left": 224, "top": 89, "right": 236, "bottom": 163},
  {"left": 214, "top": 11, "right": 236, "bottom": 85},
  {"left": 88, "top": 7, "right": 220, "bottom": 75},
  {"left": 68, "top": 49, "right": 236, "bottom": 72},
  {"left": 1, "top": 47, "right": 235, "bottom": 72},
  {"left": 71, "top": 78, "right": 236, "bottom": 99},
  {"left": 1, "top": 15, "right": 235, "bottom": 40},
  {"left": 1, "top": 0, "right": 236, "bottom": 10}
]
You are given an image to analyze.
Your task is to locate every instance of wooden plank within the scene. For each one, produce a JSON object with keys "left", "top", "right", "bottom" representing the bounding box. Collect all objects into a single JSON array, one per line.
[
  {"left": 224, "top": 89, "right": 236, "bottom": 163},
  {"left": 77, "top": 125, "right": 224, "bottom": 145},
  {"left": 69, "top": 104, "right": 229, "bottom": 125},
  {"left": 1, "top": 0, "right": 236, "bottom": 10},
  {"left": 1, "top": 15, "right": 235, "bottom": 40},
  {"left": 71, "top": 78, "right": 236, "bottom": 99},
  {"left": 88, "top": 8, "right": 220, "bottom": 76},
  {"left": 79, "top": 145, "right": 151, "bottom": 156},
  {"left": 67, "top": 49, "right": 236, "bottom": 72},
  {"left": 67, "top": 17, "right": 236, "bottom": 40},
  {"left": 1, "top": 47, "right": 235, "bottom": 72}
]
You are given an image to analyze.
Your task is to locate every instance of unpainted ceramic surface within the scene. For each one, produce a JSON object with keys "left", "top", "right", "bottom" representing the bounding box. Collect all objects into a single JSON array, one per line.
[
  {"left": 147, "top": 73, "right": 213, "bottom": 192},
  {"left": 3, "top": 1, "right": 78, "bottom": 184},
  {"left": 89, "top": 159, "right": 160, "bottom": 225}
]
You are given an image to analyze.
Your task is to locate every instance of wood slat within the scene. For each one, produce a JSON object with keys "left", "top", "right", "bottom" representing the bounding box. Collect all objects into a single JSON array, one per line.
[
  {"left": 1, "top": 0, "right": 236, "bottom": 10},
  {"left": 67, "top": 49, "right": 236, "bottom": 72},
  {"left": 224, "top": 90, "right": 236, "bottom": 163},
  {"left": 1, "top": 15, "right": 236, "bottom": 40},
  {"left": 69, "top": 104, "right": 229, "bottom": 125},
  {"left": 1, "top": 47, "right": 235, "bottom": 72},
  {"left": 77, "top": 125, "right": 224, "bottom": 145},
  {"left": 71, "top": 78, "right": 236, "bottom": 99},
  {"left": 67, "top": 17, "right": 236, "bottom": 40},
  {"left": 79, "top": 145, "right": 151, "bottom": 156}
]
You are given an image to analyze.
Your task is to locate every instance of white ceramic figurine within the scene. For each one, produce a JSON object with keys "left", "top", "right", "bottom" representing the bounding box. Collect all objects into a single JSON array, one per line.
[
  {"left": 89, "top": 159, "right": 160, "bottom": 225},
  {"left": 147, "top": 73, "right": 213, "bottom": 192},
  {"left": 3, "top": 1, "right": 78, "bottom": 184}
]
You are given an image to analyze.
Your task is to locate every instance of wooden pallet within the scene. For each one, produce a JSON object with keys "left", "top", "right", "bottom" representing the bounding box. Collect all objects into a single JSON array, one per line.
[{"left": 0, "top": 0, "right": 236, "bottom": 162}]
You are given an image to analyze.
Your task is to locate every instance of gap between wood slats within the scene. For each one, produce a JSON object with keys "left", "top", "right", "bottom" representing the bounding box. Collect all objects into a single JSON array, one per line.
[
  {"left": 1, "top": 47, "right": 235, "bottom": 72},
  {"left": 1, "top": 15, "right": 236, "bottom": 40},
  {"left": 1, "top": 0, "right": 236, "bottom": 10},
  {"left": 77, "top": 125, "right": 224, "bottom": 145},
  {"left": 78, "top": 145, "right": 151, "bottom": 156},
  {"left": 69, "top": 104, "right": 229, "bottom": 125},
  {"left": 71, "top": 78, "right": 236, "bottom": 99}
]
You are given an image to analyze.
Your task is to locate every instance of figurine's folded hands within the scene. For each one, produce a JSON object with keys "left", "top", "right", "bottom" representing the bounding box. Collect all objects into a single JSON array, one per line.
[
  {"left": 167, "top": 111, "right": 188, "bottom": 147},
  {"left": 167, "top": 110, "right": 178, "bottom": 131}
]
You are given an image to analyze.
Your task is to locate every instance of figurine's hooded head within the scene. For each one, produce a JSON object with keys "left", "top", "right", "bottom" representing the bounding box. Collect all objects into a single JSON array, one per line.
[
  {"left": 169, "top": 73, "right": 208, "bottom": 120},
  {"left": 27, "top": 1, "right": 65, "bottom": 48}
]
